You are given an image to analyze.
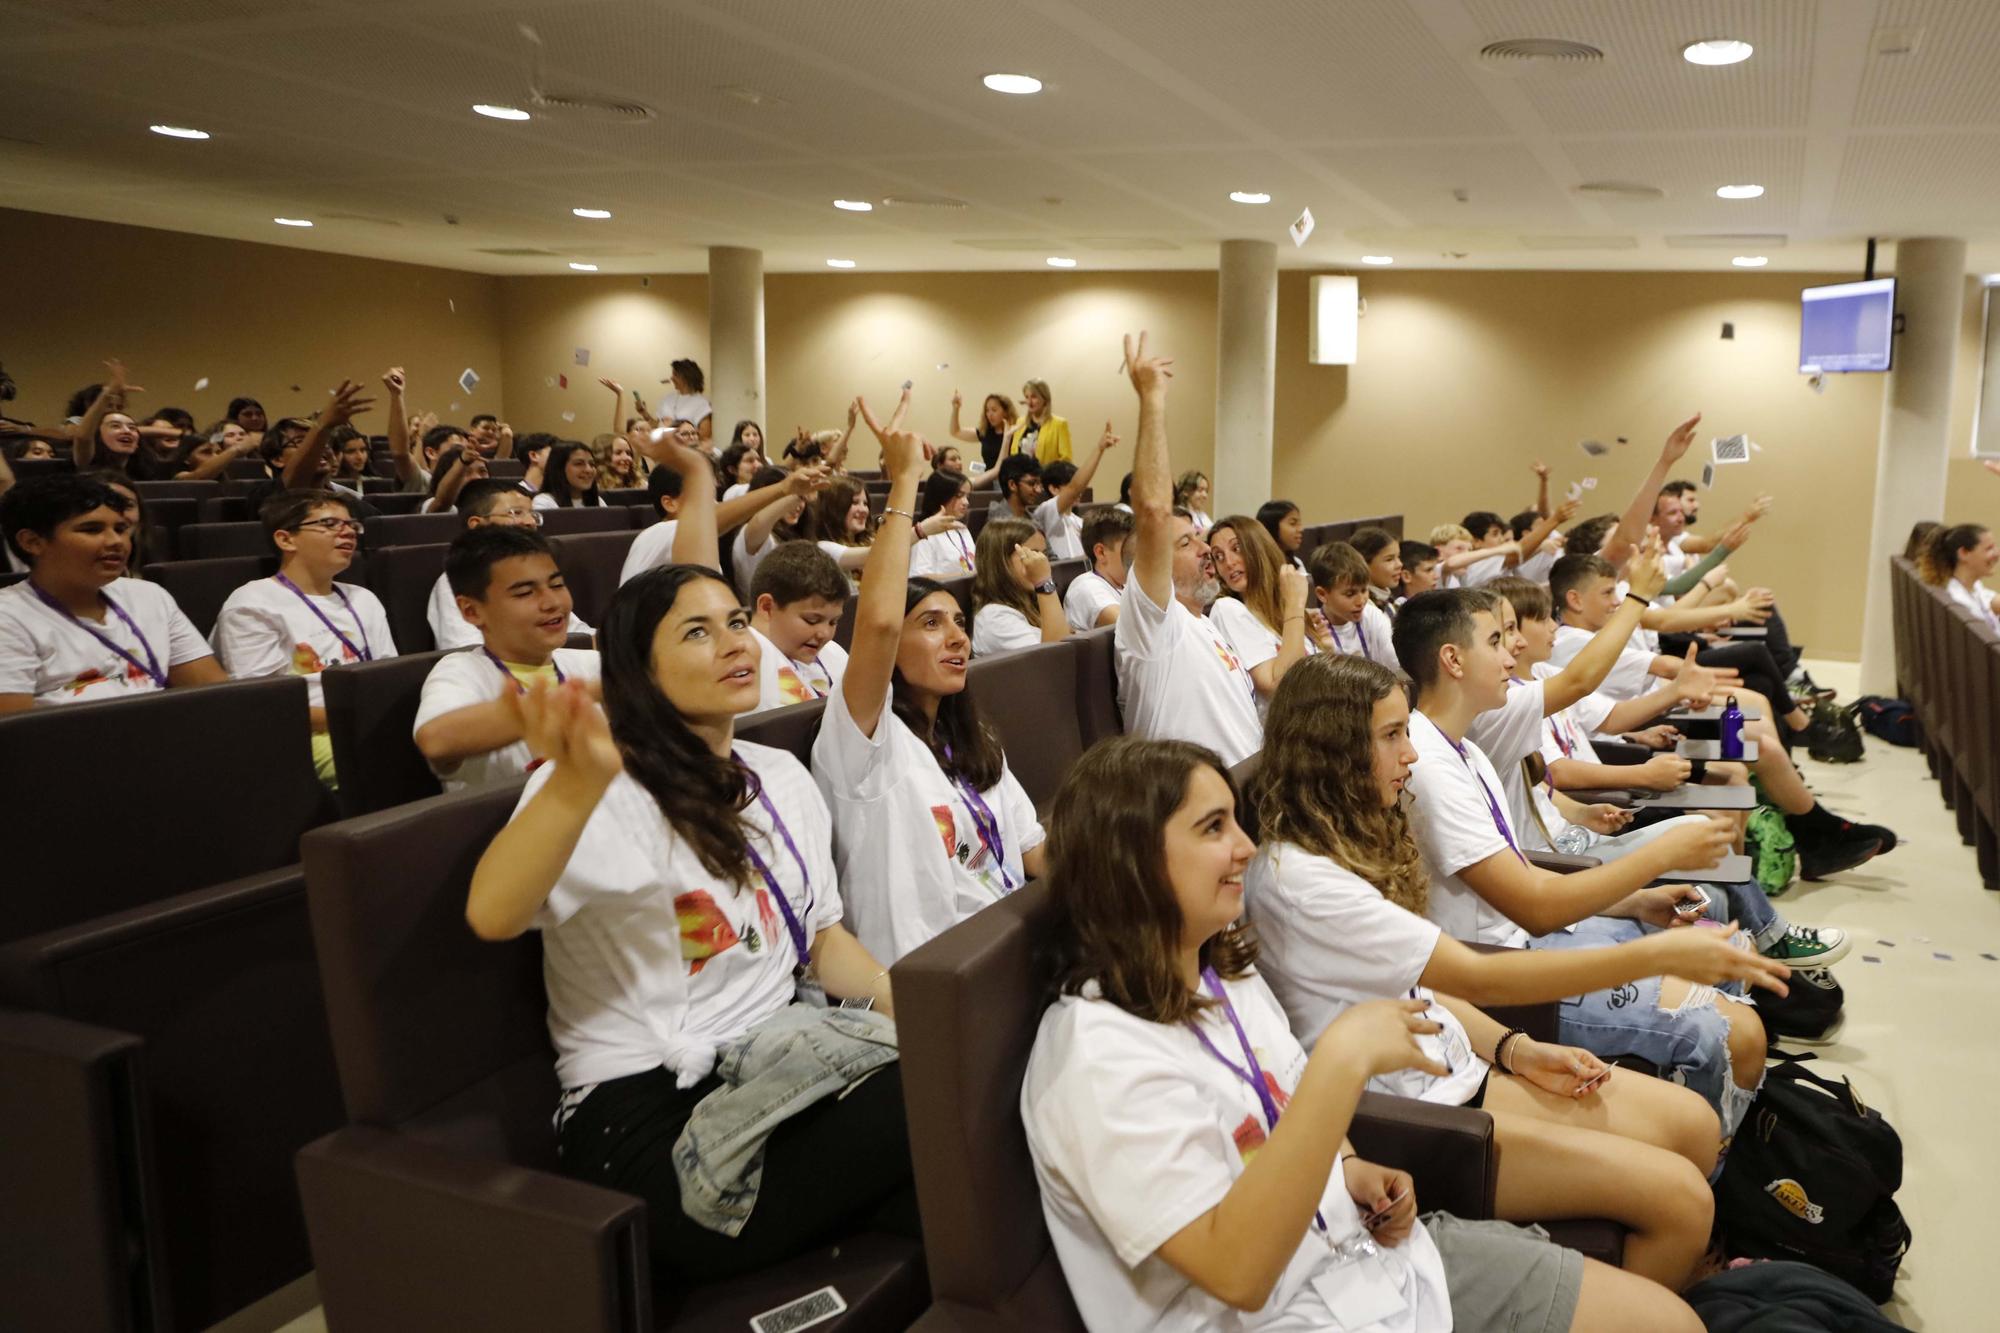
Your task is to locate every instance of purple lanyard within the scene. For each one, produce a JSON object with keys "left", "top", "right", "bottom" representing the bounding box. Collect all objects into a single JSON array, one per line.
[
  {"left": 1186, "top": 967, "right": 1325, "bottom": 1233},
  {"left": 1330, "top": 618, "right": 1369, "bottom": 660},
  {"left": 949, "top": 529, "right": 972, "bottom": 568},
  {"left": 29, "top": 583, "right": 167, "bottom": 687},
  {"left": 942, "top": 742, "right": 1016, "bottom": 891},
  {"left": 1441, "top": 724, "right": 1528, "bottom": 865},
  {"left": 789, "top": 657, "right": 831, "bottom": 699},
  {"left": 733, "top": 757, "right": 815, "bottom": 969},
  {"left": 480, "top": 647, "right": 565, "bottom": 692},
  {"left": 273, "top": 574, "right": 371, "bottom": 662}
]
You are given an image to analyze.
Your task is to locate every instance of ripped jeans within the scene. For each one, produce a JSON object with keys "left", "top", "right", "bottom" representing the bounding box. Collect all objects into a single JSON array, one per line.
[
  {"left": 1581, "top": 814, "right": 1790, "bottom": 952},
  {"left": 1530, "top": 915, "right": 1762, "bottom": 1146}
]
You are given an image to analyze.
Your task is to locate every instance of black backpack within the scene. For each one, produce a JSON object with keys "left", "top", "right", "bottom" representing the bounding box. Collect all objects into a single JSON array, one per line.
[
  {"left": 1851, "top": 696, "right": 1920, "bottom": 748},
  {"left": 1716, "top": 1058, "right": 1911, "bottom": 1302},
  {"left": 1684, "top": 1258, "right": 1901, "bottom": 1331},
  {"left": 1806, "top": 699, "right": 1866, "bottom": 764}
]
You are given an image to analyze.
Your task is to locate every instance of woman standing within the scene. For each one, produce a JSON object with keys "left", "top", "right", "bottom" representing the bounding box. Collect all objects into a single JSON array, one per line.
[
  {"left": 949, "top": 390, "right": 1016, "bottom": 472},
  {"left": 1006, "top": 379, "right": 1071, "bottom": 465}
]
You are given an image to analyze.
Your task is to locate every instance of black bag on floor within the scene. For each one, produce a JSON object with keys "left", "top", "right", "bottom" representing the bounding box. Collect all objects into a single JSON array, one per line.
[
  {"left": 1851, "top": 696, "right": 1919, "bottom": 748},
  {"left": 1684, "top": 1258, "right": 1901, "bottom": 1331},
  {"left": 1755, "top": 967, "right": 1843, "bottom": 1042},
  {"left": 1806, "top": 700, "right": 1866, "bottom": 764},
  {"left": 1717, "top": 1059, "right": 1910, "bottom": 1302}
]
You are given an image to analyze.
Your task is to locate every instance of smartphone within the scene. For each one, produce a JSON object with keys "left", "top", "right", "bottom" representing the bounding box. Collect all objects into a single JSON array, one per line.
[{"left": 1674, "top": 887, "right": 1710, "bottom": 919}]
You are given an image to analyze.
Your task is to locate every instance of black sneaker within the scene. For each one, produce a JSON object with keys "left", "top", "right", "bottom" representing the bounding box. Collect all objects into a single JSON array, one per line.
[
  {"left": 1788, "top": 670, "right": 1837, "bottom": 702},
  {"left": 1797, "top": 825, "right": 1881, "bottom": 880},
  {"left": 1849, "top": 821, "right": 1898, "bottom": 855}
]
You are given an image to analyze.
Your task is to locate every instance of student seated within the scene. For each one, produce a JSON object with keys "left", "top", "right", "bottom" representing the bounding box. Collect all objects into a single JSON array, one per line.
[
  {"left": 1207, "top": 515, "right": 1319, "bottom": 716},
  {"left": 530, "top": 441, "right": 604, "bottom": 509},
  {"left": 1064, "top": 507, "right": 1132, "bottom": 631},
  {"left": 1348, "top": 525, "right": 1403, "bottom": 616},
  {"left": 1112, "top": 332, "right": 1263, "bottom": 765},
  {"left": 745, "top": 541, "right": 850, "bottom": 711},
  {"left": 1397, "top": 540, "right": 1440, "bottom": 602},
  {"left": 624, "top": 454, "right": 823, "bottom": 588},
  {"left": 1247, "top": 654, "right": 1791, "bottom": 1288},
  {"left": 212, "top": 490, "right": 399, "bottom": 784},
  {"left": 1172, "top": 469, "right": 1213, "bottom": 534},
  {"left": 0, "top": 474, "right": 225, "bottom": 711},
  {"left": 1256, "top": 498, "right": 1307, "bottom": 570},
  {"left": 971, "top": 517, "right": 1068, "bottom": 655},
  {"left": 1024, "top": 735, "right": 1706, "bottom": 1333},
  {"left": 988, "top": 453, "right": 1045, "bottom": 526},
  {"left": 729, "top": 463, "right": 828, "bottom": 597},
  {"left": 1032, "top": 421, "right": 1119, "bottom": 560},
  {"left": 414, "top": 527, "right": 602, "bottom": 794},
  {"left": 908, "top": 469, "right": 977, "bottom": 577},
  {"left": 1919, "top": 522, "right": 2000, "bottom": 631},
  {"left": 1392, "top": 589, "right": 1775, "bottom": 1137},
  {"left": 812, "top": 395, "right": 1047, "bottom": 964},
  {"left": 242, "top": 382, "right": 380, "bottom": 515},
  {"left": 465, "top": 457, "right": 910, "bottom": 1286},
  {"left": 1306, "top": 540, "right": 1400, "bottom": 670},
  {"left": 430, "top": 480, "right": 593, "bottom": 650}
]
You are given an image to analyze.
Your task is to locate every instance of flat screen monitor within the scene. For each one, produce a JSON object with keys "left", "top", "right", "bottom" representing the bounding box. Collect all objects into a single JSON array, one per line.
[{"left": 1800, "top": 278, "right": 1896, "bottom": 373}]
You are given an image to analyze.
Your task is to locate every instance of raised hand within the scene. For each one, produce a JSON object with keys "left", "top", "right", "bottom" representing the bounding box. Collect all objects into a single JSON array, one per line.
[
  {"left": 1625, "top": 529, "right": 1666, "bottom": 601},
  {"left": 323, "top": 380, "right": 376, "bottom": 426},
  {"left": 784, "top": 462, "right": 833, "bottom": 496},
  {"left": 1097, "top": 420, "right": 1121, "bottom": 453},
  {"left": 1279, "top": 564, "right": 1310, "bottom": 620},
  {"left": 1532, "top": 459, "right": 1550, "bottom": 481},
  {"left": 382, "top": 366, "right": 406, "bottom": 395},
  {"left": 1983, "top": 458, "right": 2000, "bottom": 480},
  {"left": 1121, "top": 330, "right": 1175, "bottom": 396},
  {"left": 641, "top": 425, "right": 713, "bottom": 478},
  {"left": 102, "top": 358, "right": 144, "bottom": 399},
  {"left": 1018, "top": 545, "right": 1053, "bottom": 588},
  {"left": 1552, "top": 498, "right": 1581, "bottom": 524},
  {"left": 598, "top": 377, "right": 623, "bottom": 396},
  {"left": 856, "top": 389, "right": 923, "bottom": 478},
  {"left": 1660, "top": 412, "right": 1702, "bottom": 464},
  {"left": 951, "top": 389, "right": 963, "bottom": 410},
  {"left": 509, "top": 678, "right": 622, "bottom": 787}
]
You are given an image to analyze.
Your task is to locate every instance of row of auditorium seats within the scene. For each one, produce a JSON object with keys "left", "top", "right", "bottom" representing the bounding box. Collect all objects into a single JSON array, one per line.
[
  {"left": 1889, "top": 556, "right": 1999, "bottom": 888},
  {"left": 1298, "top": 513, "right": 1404, "bottom": 560}
]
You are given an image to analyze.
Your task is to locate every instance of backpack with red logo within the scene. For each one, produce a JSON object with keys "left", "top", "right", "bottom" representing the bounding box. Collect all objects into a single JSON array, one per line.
[{"left": 1716, "top": 1056, "right": 1910, "bottom": 1301}]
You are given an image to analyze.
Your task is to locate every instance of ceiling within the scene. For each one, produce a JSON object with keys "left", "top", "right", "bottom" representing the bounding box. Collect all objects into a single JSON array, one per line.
[{"left": 6, "top": 0, "right": 2000, "bottom": 276}]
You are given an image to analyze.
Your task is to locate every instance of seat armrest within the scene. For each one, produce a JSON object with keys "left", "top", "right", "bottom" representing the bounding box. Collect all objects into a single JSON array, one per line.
[
  {"left": 1560, "top": 788, "right": 1637, "bottom": 807},
  {"left": 296, "top": 1126, "right": 650, "bottom": 1333},
  {"left": 1593, "top": 740, "right": 1652, "bottom": 766},
  {"left": 1527, "top": 850, "right": 1601, "bottom": 873},
  {"left": 1348, "top": 1092, "right": 1495, "bottom": 1220}
]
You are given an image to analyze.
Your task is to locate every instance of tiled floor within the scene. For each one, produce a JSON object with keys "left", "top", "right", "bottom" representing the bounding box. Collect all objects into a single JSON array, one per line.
[{"left": 218, "top": 661, "right": 1975, "bottom": 1331}]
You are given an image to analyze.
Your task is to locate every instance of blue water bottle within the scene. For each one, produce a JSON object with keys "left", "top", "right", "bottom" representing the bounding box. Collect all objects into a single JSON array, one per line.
[{"left": 1719, "top": 695, "right": 1745, "bottom": 760}]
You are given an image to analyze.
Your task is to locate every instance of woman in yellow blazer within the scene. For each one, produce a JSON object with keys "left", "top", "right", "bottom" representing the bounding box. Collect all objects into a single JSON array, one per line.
[{"left": 1006, "top": 378, "right": 1072, "bottom": 464}]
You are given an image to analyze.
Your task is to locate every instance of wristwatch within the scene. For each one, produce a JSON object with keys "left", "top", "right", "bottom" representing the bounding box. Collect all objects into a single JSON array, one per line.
[{"left": 1034, "top": 579, "right": 1058, "bottom": 596}]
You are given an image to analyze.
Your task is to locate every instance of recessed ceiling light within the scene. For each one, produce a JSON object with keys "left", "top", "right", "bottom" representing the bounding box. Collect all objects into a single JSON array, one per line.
[
  {"left": 827, "top": 258, "right": 857, "bottom": 269},
  {"left": 473, "top": 103, "right": 531, "bottom": 121},
  {"left": 1360, "top": 255, "right": 1395, "bottom": 266},
  {"left": 1715, "top": 184, "right": 1765, "bottom": 200},
  {"left": 1229, "top": 191, "right": 1272, "bottom": 205},
  {"left": 982, "top": 73, "right": 1043, "bottom": 95},
  {"left": 1046, "top": 256, "right": 1077, "bottom": 268},
  {"left": 572, "top": 207, "right": 612, "bottom": 219},
  {"left": 1683, "top": 39, "right": 1753, "bottom": 66},
  {"left": 1732, "top": 255, "right": 1768, "bottom": 267},
  {"left": 833, "top": 199, "right": 874, "bottom": 212},
  {"left": 568, "top": 262, "right": 599, "bottom": 272},
  {"left": 273, "top": 217, "right": 313, "bottom": 228},
  {"left": 149, "top": 124, "right": 209, "bottom": 140}
]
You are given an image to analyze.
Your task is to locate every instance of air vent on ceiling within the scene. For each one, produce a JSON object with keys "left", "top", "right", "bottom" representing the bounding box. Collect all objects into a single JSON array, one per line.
[
  {"left": 1575, "top": 181, "right": 1664, "bottom": 201},
  {"left": 1479, "top": 38, "right": 1605, "bottom": 66},
  {"left": 1520, "top": 235, "right": 1640, "bottom": 250},
  {"left": 1664, "top": 233, "right": 1788, "bottom": 249},
  {"left": 882, "top": 194, "right": 969, "bottom": 210},
  {"left": 530, "top": 91, "right": 656, "bottom": 121},
  {"left": 321, "top": 212, "right": 404, "bottom": 227},
  {"left": 1872, "top": 27, "right": 1923, "bottom": 57},
  {"left": 954, "top": 239, "right": 1065, "bottom": 252},
  {"left": 1077, "top": 237, "right": 1182, "bottom": 252},
  {"left": 475, "top": 247, "right": 563, "bottom": 257},
  {"left": 717, "top": 84, "right": 790, "bottom": 109}
]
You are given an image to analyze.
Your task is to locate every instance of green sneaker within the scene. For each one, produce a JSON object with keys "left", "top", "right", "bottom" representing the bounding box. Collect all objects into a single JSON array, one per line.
[{"left": 1761, "top": 924, "right": 1850, "bottom": 967}]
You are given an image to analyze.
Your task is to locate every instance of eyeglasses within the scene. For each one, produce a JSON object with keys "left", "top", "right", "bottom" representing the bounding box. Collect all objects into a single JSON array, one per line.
[
  {"left": 295, "top": 518, "right": 365, "bottom": 535},
  {"left": 490, "top": 508, "right": 544, "bottom": 526}
]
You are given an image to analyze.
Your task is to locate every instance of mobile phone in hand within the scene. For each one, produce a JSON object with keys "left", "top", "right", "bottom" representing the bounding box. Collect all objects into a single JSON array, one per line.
[{"left": 1674, "top": 887, "right": 1710, "bottom": 919}]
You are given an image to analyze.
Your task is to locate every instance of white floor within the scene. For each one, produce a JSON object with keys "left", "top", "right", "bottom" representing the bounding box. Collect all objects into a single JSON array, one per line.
[{"left": 214, "top": 661, "right": 1983, "bottom": 1331}]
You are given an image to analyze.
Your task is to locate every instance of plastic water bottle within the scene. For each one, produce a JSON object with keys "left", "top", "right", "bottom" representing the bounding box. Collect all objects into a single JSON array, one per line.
[{"left": 1719, "top": 695, "right": 1745, "bottom": 760}]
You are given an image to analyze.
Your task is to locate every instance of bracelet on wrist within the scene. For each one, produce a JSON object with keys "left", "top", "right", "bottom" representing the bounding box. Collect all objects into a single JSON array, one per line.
[
  {"left": 882, "top": 505, "right": 916, "bottom": 523},
  {"left": 1624, "top": 592, "right": 1651, "bottom": 609},
  {"left": 1495, "top": 1027, "right": 1527, "bottom": 1075}
]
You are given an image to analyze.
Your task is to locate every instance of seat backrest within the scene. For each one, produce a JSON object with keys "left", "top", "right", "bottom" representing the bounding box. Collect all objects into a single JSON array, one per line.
[
  {"left": 323, "top": 650, "right": 453, "bottom": 818},
  {"left": 0, "top": 677, "right": 329, "bottom": 942},
  {"left": 539, "top": 506, "right": 635, "bottom": 537},
  {"left": 131, "top": 478, "right": 216, "bottom": 502},
  {"left": 140, "top": 496, "right": 198, "bottom": 551},
  {"left": 549, "top": 530, "right": 640, "bottom": 626},
  {"left": 361, "top": 542, "right": 450, "bottom": 653},
  {"left": 144, "top": 555, "right": 277, "bottom": 636},
  {"left": 363, "top": 512, "right": 461, "bottom": 550},
  {"left": 1070, "top": 626, "right": 1121, "bottom": 745},
  {"left": 301, "top": 782, "right": 558, "bottom": 1164},
  {"left": 1048, "top": 557, "right": 1086, "bottom": 600},
  {"left": 484, "top": 458, "right": 524, "bottom": 479},
  {"left": 197, "top": 495, "right": 253, "bottom": 524},
  {"left": 967, "top": 641, "right": 1087, "bottom": 812},
  {"left": 735, "top": 697, "right": 828, "bottom": 767},
  {"left": 366, "top": 490, "right": 425, "bottom": 515},
  {"left": 894, "top": 882, "right": 1087, "bottom": 1330},
  {"left": 181, "top": 520, "right": 272, "bottom": 560},
  {"left": 1229, "top": 751, "right": 1264, "bottom": 838},
  {"left": 600, "top": 486, "right": 653, "bottom": 508}
]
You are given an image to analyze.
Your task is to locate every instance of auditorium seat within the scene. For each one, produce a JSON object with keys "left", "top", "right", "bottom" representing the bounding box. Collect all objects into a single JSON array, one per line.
[
  {"left": 322, "top": 650, "right": 453, "bottom": 818},
  {"left": 363, "top": 512, "right": 460, "bottom": 550},
  {"left": 967, "top": 640, "right": 1089, "bottom": 813},
  {"left": 1070, "top": 626, "right": 1121, "bottom": 745},
  {"left": 548, "top": 530, "right": 640, "bottom": 626},
  {"left": 132, "top": 478, "right": 217, "bottom": 503},
  {"left": 197, "top": 495, "right": 253, "bottom": 524},
  {"left": 137, "top": 496, "right": 198, "bottom": 558},
  {"left": 600, "top": 486, "right": 652, "bottom": 508},
  {"left": 179, "top": 519, "right": 272, "bottom": 559},
  {"left": 735, "top": 696, "right": 828, "bottom": 765},
  {"left": 144, "top": 554, "right": 276, "bottom": 636},
  {"left": 367, "top": 491, "right": 426, "bottom": 516},
  {"left": 295, "top": 784, "right": 929, "bottom": 1332},
  {"left": 539, "top": 506, "right": 637, "bottom": 537},
  {"left": 1047, "top": 556, "right": 1085, "bottom": 600},
  {"left": 361, "top": 542, "right": 449, "bottom": 653}
]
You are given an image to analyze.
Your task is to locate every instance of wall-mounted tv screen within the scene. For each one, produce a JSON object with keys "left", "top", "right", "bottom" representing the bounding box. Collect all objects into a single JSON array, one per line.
[{"left": 1800, "top": 277, "right": 1896, "bottom": 373}]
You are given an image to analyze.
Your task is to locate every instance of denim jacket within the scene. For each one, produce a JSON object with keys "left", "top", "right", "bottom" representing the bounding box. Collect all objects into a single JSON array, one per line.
[{"left": 672, "top": 1002, "right": 899, "bottom": 1235}]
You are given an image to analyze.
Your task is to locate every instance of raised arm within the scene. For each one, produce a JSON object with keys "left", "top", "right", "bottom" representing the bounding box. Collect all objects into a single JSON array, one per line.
[
  {"left": 178, "top": 432, "right": 260, "bottom": 481},
  {"left": 70, "top": 359, "right": 139, "bottom": 467},
  {"left": 1516, "top": 498, "right": 1577, "bottom": 560},
  {"left": 1531, "top": 459, "right": 1551, "bottom": 518},
  {"left": 1603, "top": 414, "right": 1700, "bottom": 567},
  {"left": 946, "top": 390, "right": 980, "bottom": 445},
  {"left": 1123, "top": 332, "right": 1177, "bottom": 607},
  {"left": 841, "top": 388, "right": 924, "bottom": 739},
  {"left": 1543, "top": 535, "right": 1664, "bottom": 713},
  {"left": 643, "top": 431, "right": 721, "bottom": 568},
  {"left": 382, "top": 367, "right": 422, "bottom": 488},
  {"left": 1055, "top": 421, "right": 1120, "bottom": 517},
  {"left": 425, "top": 449, "right": 488, "bottom": 512},
  {"left": 285, "top": 380, "right": 375, "bottom": 488}
]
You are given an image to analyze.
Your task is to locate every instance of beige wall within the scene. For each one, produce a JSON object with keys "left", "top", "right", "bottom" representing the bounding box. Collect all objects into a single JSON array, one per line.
[
  {"left": 0, "top": 207, "right": 504, "bottom": 433},
  {"left": 498, "top": 275, "right": 708, "bottom": 441}
]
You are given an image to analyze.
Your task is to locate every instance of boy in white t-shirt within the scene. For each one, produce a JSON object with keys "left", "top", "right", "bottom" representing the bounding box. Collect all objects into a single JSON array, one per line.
[
  {"left": 1110, "top": 334, "right": 1263, "bottom": 766},
  {"left": 745, "top": 541, "right": 851, "bottom": 712},
  {"left": 414, "top": 526, "right": 602, "bottom": 794},
  {"left": 429, "top": 479, "right": 593, "bottom": 650},
  {"left": 1029, "top": 421, "right": 1120, "bottom": 561},
  {"left": 0, "top": 473, "right": 225, "bottom": 711},
  {"left": 622, "top": 454, "right": 824, "bottom": 588},
  {"left": 1305, "top": 540, "right": 1398, "bottom": 670},
  {"left": 1064, "top": 508, "right": 1132, "bottom": 631},
  {"left": 1396, "top": 540, "right": 1440, "bottom": 603},
  {"left": 212, "top": 490, "right": 399, "bottom": 785}
]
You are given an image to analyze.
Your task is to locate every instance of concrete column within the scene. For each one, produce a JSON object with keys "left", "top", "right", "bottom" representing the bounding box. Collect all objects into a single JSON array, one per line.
[
  {"left": 1214, "top": 240, "right": 1278, "bottom": 519},
  {"left": 707, "top": 246, "right": 765, "bottom": 431},
  {"left": 1858, "top": 238, "right": 1965, "bottom": 693}
]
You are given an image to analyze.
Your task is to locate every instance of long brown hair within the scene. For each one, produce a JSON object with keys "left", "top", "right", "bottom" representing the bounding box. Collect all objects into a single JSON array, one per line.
[
  {"left": 806, "top": 477, "right": 872, "bottom": 549},
  {"left": 1253, "top": 654, "right": 1430, "bottom": 916},
  {"left": 971, "top": 517, "right": 1042, "bottom": 626},
  {"left": 1046, "top": 737, "right": 1257, "bottom": 1024},
  {"left": 1211, "top": 514, "right": 1288, "bottom": 632},
  {"left": 1919, "top": 523, "right": 1989, "bottom": 586}
]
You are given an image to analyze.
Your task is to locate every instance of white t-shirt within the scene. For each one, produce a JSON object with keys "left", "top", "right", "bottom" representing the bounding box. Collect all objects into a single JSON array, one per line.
[
  {"left": 748, "top": 625, "right": 847, "bottom": 713},
  {"left": 1549, "top": 623, "right": 1654, "bottom": 702},
  {"left": 1245, "top": 843, "right": 1486, "bottom": 1106},
  {"left": 1207, "top": 597, "right": 1303, "bottom": 720},
  {"left": 1947, "top": 577, "right": 2000, "bottom": 632},
  {"left": 910, "top": 528, "right": 976, "bottom": 579},
  {"left": 1404, "top": 709, "right": 1532, "bottom": 947},
  {"left": 1022, "top": 974, "right": 1450, "bottom": 1333},
  {"left": 1516, "top": 543, "right": 1560, "bottom": 585},
  {"left": 1064, "top": 570, "right": 1121, "bottom": 632},
  {"left": 618, "top": 519, "right": 681, "bottom": 585},
  {"left": 1033, "top": 496, "right": 1085, "bottom": 560},
  {"left": 426, "top": 570, "right": 592, "bottom": 651},
  {"left": 811, "top": 680, "right": 1044, "bottom": 966},
  {"left": 1466, "top": 677, "right": 1566, "bottom": 855},
  {"left": 413, "top": 647, "right": 602, "bottom": 793},
  {"left": 211, "top": 576, "right": 398, "bottom": 708},
  {"left": 0, "top": 577, "right": 211, "bottom": 705},
  {"left": 1114, "top": 579, "right": 1263, "bottom": 767},
  {"left": 1323, "top": 601, "right": 1399, "bottom": 671},
  {"left": 528, "top": 742, "right": 841, "bottom": 1090},
  {"left": 973, "top": 603, "right": 1041, "bottom": 656},
  {"left": 654, "top": 390, "right": 713, "bottom": 428},
  {"left": 1456, "top": 553, "right": 1508, "bottom": 587},
  {"left": 730, "top": 526, "right": 778, "bottom": 598},
  {"left": 722, "top": 482, "right": 749, "bottom": 501}
]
